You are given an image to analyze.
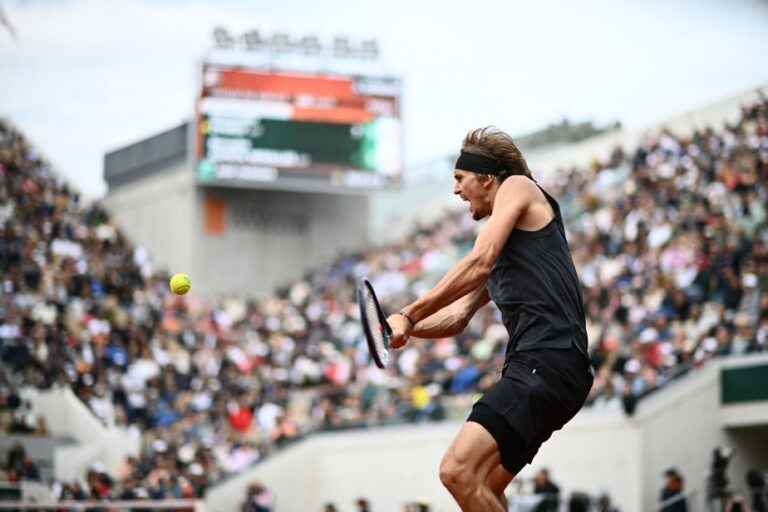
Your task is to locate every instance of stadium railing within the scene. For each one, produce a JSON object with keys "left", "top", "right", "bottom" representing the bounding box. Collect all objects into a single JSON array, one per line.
[
  {"left": 0, "top": 499, "right": 204, "bottom": 511},
  {"left": 0, "top": 480, "right": 54, "bottom": 503}
]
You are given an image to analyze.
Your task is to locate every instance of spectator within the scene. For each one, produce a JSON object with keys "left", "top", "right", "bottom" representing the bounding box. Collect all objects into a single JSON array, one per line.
[
  {"left": 725, "top": 495, "right": 750, "bottom": 512},
  {"left": 86, "top": 463, "right": 114, "bottom": 500},
  {"left": 3, "top": 442, "right": 41, "bottom": 482},
  {"left": 747, "top": 469, "right": 766, "bottom": 512},
  {"left": 355, "top": 497, "right": 371, "bottom": 512},
  {"left": 241, "top": 482, "right": 274, "bottom": 512},
  {"left": 403, "top": 502, "right": 431, "bottom": 512},
  {"left": 568, "top": 491, "right": 592, "bottom": 512},
  {"left": 660, "top": 468, "right": 688, "bottom": 512},
  {"left": 534, "top": 468, "right": 561, "bottom": 511},
  {"left": 597, "top": 493, "right": 621, "bottom": 512}
]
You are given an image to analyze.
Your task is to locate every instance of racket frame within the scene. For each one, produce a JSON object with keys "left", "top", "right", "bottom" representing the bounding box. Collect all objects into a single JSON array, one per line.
[{"left": 357, "top": 279, "right": 393, "bottom": 369}]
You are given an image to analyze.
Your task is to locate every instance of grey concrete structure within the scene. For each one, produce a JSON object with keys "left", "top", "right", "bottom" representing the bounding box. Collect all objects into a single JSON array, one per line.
[
  {"left": 202, "top": 354, "right": 768, "bottom": 512},
  {"left": 103, "top": 124, "right": 370, "bottom": 297},
  {"left": 0, "top": 435, "right": 75, "bottom": 482}
]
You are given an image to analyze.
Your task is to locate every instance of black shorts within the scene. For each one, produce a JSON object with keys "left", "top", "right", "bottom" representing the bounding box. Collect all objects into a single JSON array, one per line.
[{"left": 467, "top": 347, "right": 594, "bottom": 475}]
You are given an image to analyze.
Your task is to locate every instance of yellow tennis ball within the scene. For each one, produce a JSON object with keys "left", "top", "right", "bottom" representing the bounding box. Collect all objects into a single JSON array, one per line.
[{"left": 169, "top": 273, "right": 191, "bottom": 295}]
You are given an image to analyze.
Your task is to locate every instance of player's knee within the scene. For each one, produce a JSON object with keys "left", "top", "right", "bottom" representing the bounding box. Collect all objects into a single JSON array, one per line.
[
  {"left": 439, "top": 455, "right": 476, "bottom": 496},
  {"left": 438, "top": 464, "right": 454, "bottom": 490}
]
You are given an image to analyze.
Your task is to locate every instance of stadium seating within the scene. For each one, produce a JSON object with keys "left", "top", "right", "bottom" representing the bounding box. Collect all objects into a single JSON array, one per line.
[{"left": 0, "top": 94, "right": 765, "bottom": 502}]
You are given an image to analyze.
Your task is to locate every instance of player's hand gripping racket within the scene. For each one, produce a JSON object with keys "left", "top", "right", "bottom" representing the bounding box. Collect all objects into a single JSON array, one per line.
[{"left": 357, "top": 279, "right": 393, "bottom": 369}]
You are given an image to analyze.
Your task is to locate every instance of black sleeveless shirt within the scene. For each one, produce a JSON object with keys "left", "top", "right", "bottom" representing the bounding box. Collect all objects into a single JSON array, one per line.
[{"left": 486, "top": 180, "right": 589, "bottom": 361}]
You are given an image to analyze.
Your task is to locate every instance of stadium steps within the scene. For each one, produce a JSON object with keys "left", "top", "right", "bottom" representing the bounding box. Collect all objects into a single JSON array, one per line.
[{"left": 23, "top": 386, "right": 140, "bottom": 482}]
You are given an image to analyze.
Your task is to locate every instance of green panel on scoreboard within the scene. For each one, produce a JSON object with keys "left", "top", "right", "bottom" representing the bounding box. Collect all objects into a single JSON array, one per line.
[{"left": 206, "top": 118, "right": 379, "bottom": 171}]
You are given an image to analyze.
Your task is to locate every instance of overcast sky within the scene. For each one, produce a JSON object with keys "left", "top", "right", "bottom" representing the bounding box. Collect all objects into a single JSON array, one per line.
[{"left": 2, "top": 0, "right": 768, "bottom": 198}]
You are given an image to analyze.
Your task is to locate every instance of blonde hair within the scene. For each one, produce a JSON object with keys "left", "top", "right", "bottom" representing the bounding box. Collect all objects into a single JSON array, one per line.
[{"left": 462, "top": 126, "right": 530, "bottom": 181}]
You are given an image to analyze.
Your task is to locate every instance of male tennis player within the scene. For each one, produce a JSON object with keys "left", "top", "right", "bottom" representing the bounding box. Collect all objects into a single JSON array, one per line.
[{"left": 386, "top": 127, "right": 593, "bottom": 512}]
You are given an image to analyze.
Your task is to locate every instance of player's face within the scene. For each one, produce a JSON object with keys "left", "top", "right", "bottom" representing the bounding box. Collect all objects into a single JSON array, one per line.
[{"left": 453, "top": 169, "right": 492, "bottom": 220}]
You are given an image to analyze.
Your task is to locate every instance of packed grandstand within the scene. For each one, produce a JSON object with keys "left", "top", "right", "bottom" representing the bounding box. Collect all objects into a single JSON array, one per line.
[{"left": 1, "top": 94, "right": 766, "bottom": 504}]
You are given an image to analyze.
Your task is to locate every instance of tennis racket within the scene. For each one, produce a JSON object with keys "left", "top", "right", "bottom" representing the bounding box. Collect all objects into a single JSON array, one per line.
[{"left": 357, "top": 279, "right": 393, "bottom": 369}]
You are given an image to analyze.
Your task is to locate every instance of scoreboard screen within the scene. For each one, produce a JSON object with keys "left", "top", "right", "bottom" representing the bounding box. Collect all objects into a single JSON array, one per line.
[{"left": 195, "top": 64, "right": 402, "bottom": 191}]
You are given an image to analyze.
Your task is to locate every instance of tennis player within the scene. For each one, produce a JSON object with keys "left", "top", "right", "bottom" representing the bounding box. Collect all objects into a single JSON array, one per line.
[{"left": 386, "top": 127, "right": 594, "bottom": 512}]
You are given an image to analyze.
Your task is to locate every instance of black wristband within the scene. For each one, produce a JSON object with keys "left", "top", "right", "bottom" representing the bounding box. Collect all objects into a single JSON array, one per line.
[{"left": 398, "top": 310, "right": 415, "bottom": 327}]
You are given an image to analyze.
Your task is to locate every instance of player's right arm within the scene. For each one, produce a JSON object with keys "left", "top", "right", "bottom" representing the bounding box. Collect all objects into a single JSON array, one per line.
[{"left": 407, "top": 285, "right": 490, "bottom": 339}]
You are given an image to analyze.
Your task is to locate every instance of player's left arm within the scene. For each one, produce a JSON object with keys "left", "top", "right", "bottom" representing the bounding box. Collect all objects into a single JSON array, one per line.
[{"left": 400, "top": 176, "right": 536, "bottom": 326}]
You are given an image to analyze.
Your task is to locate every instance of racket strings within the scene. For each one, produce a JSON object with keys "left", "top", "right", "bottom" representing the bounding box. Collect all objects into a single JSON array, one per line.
[
  {"left": 362, "top": 289, "right": 389, "bottom": 365},
  {"left": 364, "top": 293, "right": 384, "bottom": 344}
]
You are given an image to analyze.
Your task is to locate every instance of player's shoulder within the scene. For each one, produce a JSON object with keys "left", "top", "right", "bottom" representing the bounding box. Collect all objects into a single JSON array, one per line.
[
  {"left": 499, "top": 174, "right": 535, "bottom": 188},
  {"left": 497, "top": 174, "right": 539, "bottom": 200}
]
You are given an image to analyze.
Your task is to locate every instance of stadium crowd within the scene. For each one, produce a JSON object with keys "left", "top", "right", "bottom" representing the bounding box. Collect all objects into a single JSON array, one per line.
[{"left": 0, "top": 93, "right": 766, "bottom": 501}]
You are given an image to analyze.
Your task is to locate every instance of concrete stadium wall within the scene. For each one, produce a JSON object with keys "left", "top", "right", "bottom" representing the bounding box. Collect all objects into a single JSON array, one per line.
[
  {"left": 193, "top": 187, "right": 369, "bottom": 297},
  {"left": 103, "top": 159, "right": 196, "bottom": 279},
  {"left": 104, "top": 162, "right": 370, "bottom": 297},
  {"left": 524, "top": 410, "right": 642, "bottom": 509},
  {"left": 205, "top": 412, "right": 639, "bottom": 512},
  {"left": 719, "top": 355, "right": 768, "bottom": 498},
  {"left": 27, "top": 387, "right": 109, "bottom": 446},
  {"left": 634, "top": 361, "right": 727, "bottom": 511},
  {"left": 25, "top": 387, "right": 140, "bottom": 482},
  {"left": 635, "top": 353, "right": 768, "bottom": 510},
  {"left": 205, "top": 354, "right": 768, "bottom": 512}
]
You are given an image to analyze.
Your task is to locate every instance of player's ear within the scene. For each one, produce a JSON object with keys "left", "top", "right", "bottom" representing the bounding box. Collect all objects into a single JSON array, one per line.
[{"left": 480, "top": 174, "right": 495, "bottom": 189}]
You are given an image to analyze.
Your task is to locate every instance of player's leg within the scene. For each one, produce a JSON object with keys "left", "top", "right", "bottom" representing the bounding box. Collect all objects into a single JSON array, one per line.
[
  {"left": 487, "top": 463, "right": 515, "bottom": 507},
  {"left": 439, "top": 422, "right": 509, "bottom": 512}
]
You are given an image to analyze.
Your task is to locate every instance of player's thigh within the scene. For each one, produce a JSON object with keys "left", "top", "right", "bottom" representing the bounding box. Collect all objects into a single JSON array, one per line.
[
  {"left": 486, "top": 463, "right": 515, "bottom": 496},
  {"left": 441, "top": 421, "right": 501, "bottom": 480}
]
